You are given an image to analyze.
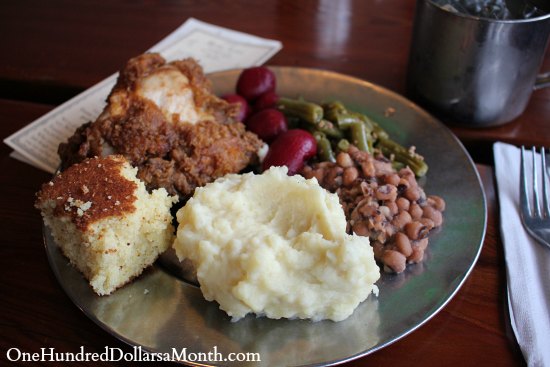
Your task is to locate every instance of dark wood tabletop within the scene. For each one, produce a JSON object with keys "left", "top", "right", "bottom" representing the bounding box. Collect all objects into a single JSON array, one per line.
[{"left": 2, "top": 0, "right": 547, "bottom": 365}]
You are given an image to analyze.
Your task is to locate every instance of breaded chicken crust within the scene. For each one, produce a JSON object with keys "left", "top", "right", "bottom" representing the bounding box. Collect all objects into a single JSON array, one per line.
[{"left": 59, "top": 53, "right": 263, "bottom": 199}]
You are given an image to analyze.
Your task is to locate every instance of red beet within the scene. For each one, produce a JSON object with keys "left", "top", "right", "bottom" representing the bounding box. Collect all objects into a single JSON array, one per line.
[
  {"left": 262, "top": 129, "right": 317, "bottom": 175},
  {"left": 246, "top": 109, "right": 288, "bottom": 143},
  {"left": 221, "top": 94, "right": 251, "bottom": 122},
  {"left": 253, "top": 91, "right": 279, "bottom": 111},
  {"left": 236, "top": 67, "right": 276, "bottom": 102}
]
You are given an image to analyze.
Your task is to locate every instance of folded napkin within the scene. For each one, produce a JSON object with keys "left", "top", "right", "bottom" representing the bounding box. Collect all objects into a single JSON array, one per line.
[{"left": 493, "top": 142, "right": 550, "bottom": 367}]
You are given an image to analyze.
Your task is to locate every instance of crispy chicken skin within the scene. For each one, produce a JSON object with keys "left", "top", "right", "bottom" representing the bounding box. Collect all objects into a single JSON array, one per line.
[{"left": 59, "top": 53, "right": 263, "bottom": 199}]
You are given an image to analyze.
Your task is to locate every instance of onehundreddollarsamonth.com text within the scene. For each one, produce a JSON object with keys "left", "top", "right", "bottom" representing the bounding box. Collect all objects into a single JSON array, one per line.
[{"left": 6, "top": 346, "right": 261, "bottom": 363}]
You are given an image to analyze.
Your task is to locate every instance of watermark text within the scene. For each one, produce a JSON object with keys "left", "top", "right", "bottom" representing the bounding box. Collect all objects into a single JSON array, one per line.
[{"left": 6, "top": 346, "right": 260, "bottom": 363}]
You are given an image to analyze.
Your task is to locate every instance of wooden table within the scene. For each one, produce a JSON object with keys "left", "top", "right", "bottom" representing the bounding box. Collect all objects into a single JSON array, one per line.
[{"left": 2, "top": 1, "right": 547, "bottom": 365}]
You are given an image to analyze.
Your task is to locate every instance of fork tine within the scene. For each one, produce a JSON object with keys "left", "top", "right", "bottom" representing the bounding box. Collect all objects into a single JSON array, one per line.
[
  {"left": 520, "top": 146, "right": 531, "bottom": 217},
  {"left": 541, "top": 147, "right": 550, "bottom": 218},
  {"left": 532, "top": 146, "right": 541, "bottom": 217},
  {"left": 519, "top": 146, "right": 550, "bottom": 249}
]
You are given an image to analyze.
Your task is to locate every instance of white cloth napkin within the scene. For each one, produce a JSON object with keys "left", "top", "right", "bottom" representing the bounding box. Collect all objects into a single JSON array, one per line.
[{"left": 493, "top": 142, "right": 550, "bottom": 367}]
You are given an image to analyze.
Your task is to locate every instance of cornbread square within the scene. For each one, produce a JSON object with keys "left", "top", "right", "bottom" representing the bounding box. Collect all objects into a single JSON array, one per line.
[{"left": 36, "top": 155, "right": 177, "bottom": 295}]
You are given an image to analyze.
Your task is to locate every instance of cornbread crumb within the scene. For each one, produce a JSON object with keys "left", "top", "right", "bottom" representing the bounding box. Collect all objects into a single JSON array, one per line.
[{"left": 36, "top": 155, "right": 177, "bottom": 296}]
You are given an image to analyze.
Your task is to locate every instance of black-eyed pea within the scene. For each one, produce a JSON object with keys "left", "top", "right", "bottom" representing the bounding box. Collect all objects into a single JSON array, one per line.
[
  {"left": 359, "top": 181, "right": 370, "bottom": 196},
  {"left": 373, "top": 160, "right": 393, "bottom": 176},
  {"left": 384, "top": 173, "right": 400, "bottom": 186},
  {"left": 336, "top": 152, "right": 354, "bottom": 168},
  {"left": 384, "top": 224, "right": 396, "bottom": 239},
  {"left": 375, "top": 184, "right": 398, "bottom": 201},
  {"left": 382, "top": 250, "right": 407, "bottom": 273},
  {"left": 427, "top": 195, "right": 446, "bottom": 211},
  {"left": 409, "top": 202, "right": 423, "bottom": 220},
  {"left": 395, "top": 232, "right": 413, "bottom": 257},
  {"left": 398, "top": 177, "right": 410, "bottom": 189},
  {"left": 361, "top": 160, "right": 375, "bottom": 177},
  {"left": 399, "top": 167, "right": 416, "bottom": 185},
  {"left": 396, "top": 197, "right": 410, "bottom": 211},
  {"left": 350, "top": 207, "right": 362, "bottom": 222},
  {"left": 386, "top": 201, "right": 399, "bottom": 215},
  {"left": 405, "top": 221, "right": 429, "bottom": 240},
  {"left": 375, "top": 231, "right": 388, "bottom": 244},
  {"left": 391, "top": 210, "right": 412, "bottom": 229},
  {"left": 352, "top": 221, "right": 370, "bottom": 236},
  {"left": 301, "top": 165, "right": 314, "bottom": 179},
  {"left": 312, "top": 168, "right": 325, "bottom": 184},
  {"left": 342, "top": 166, "right": 359, "bottom": 186},
  {"left": 422, "top": 206, "right": 443, "bottom": 227},
  {"left": 404, "top": 185, "right": 421, "bottom": 201},
  {"left": 407, "top": 172, "right": 418, "bottom": 188},
  {"left": 371, "top": 241, "right": 385, "bottom": 261},
  {"left": 369, "top": 181, "right": 379, "bottom": 191},
  {"left": 419, "top": 217, "right": 435, "bottom": 231},
  {"left": 415, "top": 238, "right": 429, "bottom": 250},
  {"left": 379, "top": 205, "right": 392, "bottom": 219},
  {"left": 325, "top": 166, "right": 343, "bottom": 184},
  {"left": 317, "top": 161, "right": 334, "bottom": 169},
  {"left": 407, "top": 246, "right": 424, "bottom": 263},
  {"left": 358, "top": 202, "right": 378, "bottom": 217},
  {"left": 372, "top": 213, "right": 386, "bottom": 230}
]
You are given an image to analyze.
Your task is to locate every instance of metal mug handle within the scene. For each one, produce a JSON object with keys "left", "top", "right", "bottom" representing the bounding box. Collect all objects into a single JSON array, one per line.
[{"left": 535, "top": 71, "right": 550, "bottom": 89}]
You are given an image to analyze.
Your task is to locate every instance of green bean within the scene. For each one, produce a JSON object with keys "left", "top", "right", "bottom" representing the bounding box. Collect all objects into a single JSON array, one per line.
[
  {"left": 277, "top": 97, "right": 323, "bottom": 125},
  {"left": 377, "top": 137, "right": 428, "bottom": 177},
  {"left": 349, "top": 121, "right": 372, "bottom": 153},
  {"left": 322, "top": 102, "right": 374, "bottom": 153},
  {"left": 313, "top": 132, "right": 336, "bottom": 162},
  {"left": 371, "top": 121, "right": 389, "bottom": 140},
  {"left": 337, "top": 139, "right": 350, "bottom": 152},
  {"left": 280, "top": 97, "right": 428, "bottom": 175},
  {"left": 354, "top": 113, "right": 389, "bottom": 140},
  {"left": 317, "top": 119, "right": 344, "bottom": 139},
  {"left": 322, "top": 101, "right": 361, "bottom": 129},
  {"left": 323, "top": 104, "right": 383, "bottom": 148},
  {"left": 278, "top": 98, "right": 343, "bottom": 138},
  {"left": 322, "top": 101, "right": 346, "bottom": 118}
]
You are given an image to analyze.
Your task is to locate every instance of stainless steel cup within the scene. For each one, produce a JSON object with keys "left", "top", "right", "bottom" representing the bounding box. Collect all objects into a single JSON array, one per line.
[{"left": 406, "top": 0, "right": 550, "bottom": 127}]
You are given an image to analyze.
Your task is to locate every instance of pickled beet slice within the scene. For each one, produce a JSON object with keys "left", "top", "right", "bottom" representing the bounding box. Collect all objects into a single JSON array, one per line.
[
  {"left": 246, "top": 109, "right": 288, "bottom": 143},
  {"left": 262, "top": 129, "right": 317, "bottom": 175},
  {"left": 236, "top": 67, "right": 276, "bottom": 102},
  {"left": 221, "top": 94, "right": 251, "bottom": 122}
]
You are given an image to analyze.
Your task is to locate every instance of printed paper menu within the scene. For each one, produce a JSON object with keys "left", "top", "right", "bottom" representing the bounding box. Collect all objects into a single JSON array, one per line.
[{"left": 4, "top": 18, "right": 282, "bottom": 173}]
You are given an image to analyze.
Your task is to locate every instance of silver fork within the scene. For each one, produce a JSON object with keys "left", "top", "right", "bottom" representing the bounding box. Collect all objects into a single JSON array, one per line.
[{"left": 520, "top": 146, "right": 550, "bottom": 249}]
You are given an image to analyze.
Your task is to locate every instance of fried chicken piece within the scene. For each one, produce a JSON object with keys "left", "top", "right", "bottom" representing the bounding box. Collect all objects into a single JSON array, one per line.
[{"left": 59, "top": 53, "right": 263, "bottom": 199}]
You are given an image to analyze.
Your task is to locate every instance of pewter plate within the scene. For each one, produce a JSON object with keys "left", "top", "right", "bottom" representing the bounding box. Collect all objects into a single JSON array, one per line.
[{"left": 45, "top": 67, "right": 486, "bottom": 366}]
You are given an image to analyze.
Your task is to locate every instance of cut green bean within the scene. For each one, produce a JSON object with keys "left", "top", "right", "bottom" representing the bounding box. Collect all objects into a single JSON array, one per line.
[
  {"left": 377, "top": 137, "right": 428, "bottom": 177},
  {"left": 277, "top": 97, "right": 324, "bottom": 125},
  {"left": 322, "top": 101, "right": 361, "bottom": 129},
  {"left": 313, "top": 132, "right": 336, "bottom": 162},
  {"left": 337, "top": 139, "right": 350, "bottom": 152},
  {"left": 322, "top": 101, "right": 346, "bottom": 120},
  {"left": 278, "top": 97, "right": 429, "bottom": 175},
  {"left": 354, "top": 113, "right": 389, "bottom": 140},
  {"left": 317, "top": 119, "right": 344, "bottom": 139},
  {"left": 348, "top": 122, "right": 372, "bottom": 153}
]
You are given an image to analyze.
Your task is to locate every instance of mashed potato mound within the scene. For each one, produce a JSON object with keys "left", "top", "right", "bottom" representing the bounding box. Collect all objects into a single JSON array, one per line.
[{"left": 173, "top": 166, "right": 380, "bottom": 322}]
